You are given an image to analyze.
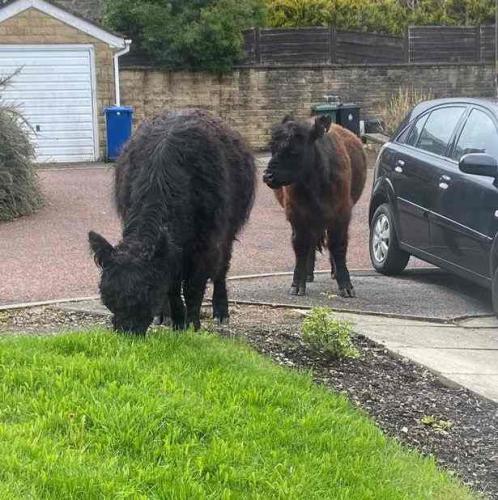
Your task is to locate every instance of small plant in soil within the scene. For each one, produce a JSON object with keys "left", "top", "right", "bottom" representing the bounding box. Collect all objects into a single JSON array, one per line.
[
  {"left": 302, "top": 307, "right": 360, "bottom": 359},
  {"left": 420, "top": 415, "right": 454, "bottom": 433}
]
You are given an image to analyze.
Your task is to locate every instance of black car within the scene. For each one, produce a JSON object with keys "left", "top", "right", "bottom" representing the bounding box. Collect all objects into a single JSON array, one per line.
[{"left": 369, "top": 98, "right": 498, "bottom": 315}]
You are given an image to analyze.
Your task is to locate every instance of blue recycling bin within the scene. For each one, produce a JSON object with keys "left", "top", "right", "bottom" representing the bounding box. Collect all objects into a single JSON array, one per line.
[{"left": 105, "top": 106, "right": 133, "bottom": 161}]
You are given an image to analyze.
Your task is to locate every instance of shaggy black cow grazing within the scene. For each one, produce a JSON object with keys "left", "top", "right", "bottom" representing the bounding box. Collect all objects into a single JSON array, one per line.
[
  {"left": 263, "top": 115, "right": 367, "bottom": 297},
  {"left": 89, "top": 109, "right": 256, "bottom": 334}
]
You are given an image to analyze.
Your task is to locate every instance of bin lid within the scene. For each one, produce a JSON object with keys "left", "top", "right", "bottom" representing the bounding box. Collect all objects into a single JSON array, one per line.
[
  {"left": 311, "top": 102, "right": 359, "bottom": 111},
  {"left": 104, "top": 106, "right": 133, "bottom": 114},
  {"left": 311, "top": 103, "right": 341, "bottom": 112}
]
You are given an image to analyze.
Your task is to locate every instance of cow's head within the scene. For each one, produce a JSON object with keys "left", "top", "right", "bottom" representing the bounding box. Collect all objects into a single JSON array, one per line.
[
  {"left": 88, "top": 231, "right": 169, "bottom": 335},
  {"left": 263, "top": 115, "right": 332, "bottom": 189}
]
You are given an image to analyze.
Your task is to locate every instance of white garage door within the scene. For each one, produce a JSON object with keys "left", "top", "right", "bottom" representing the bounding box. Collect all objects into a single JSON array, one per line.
[{"left": 0, "top": 45, "right": 97, "bottom": 163}]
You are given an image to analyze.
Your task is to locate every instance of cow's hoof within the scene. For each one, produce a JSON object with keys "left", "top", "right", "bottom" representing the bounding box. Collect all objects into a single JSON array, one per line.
[
  {"left": 339, "top": 285, "right": 355, "bottom": 298},
  {"left": 152, "top": 315, "right": 162, "bottom": 326},
  {"left": 306, "top": 274, "right": 314, "bottom": 283},
  {"left": 290, "top": 284, "right": 306, "bottom": 296},
  {"left": 172, "top": 320, "right": 186, "bottom": 331},
  {"left": 214, "top": 315, "right": 230, "bottom": 326}
]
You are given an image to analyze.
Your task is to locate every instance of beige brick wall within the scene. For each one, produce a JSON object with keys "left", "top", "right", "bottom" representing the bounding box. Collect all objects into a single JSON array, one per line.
[
  {"left": 120, "top": 64, "right": 495, "bottom": 150},
  {"left": 0, "top": 7, "right": 116, "bottom": 159}
]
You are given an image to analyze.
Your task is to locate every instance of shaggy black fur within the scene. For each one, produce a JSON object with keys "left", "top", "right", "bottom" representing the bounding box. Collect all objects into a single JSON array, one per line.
[{"left": 89, "top": 109, "right": 256, "bottom": 334}]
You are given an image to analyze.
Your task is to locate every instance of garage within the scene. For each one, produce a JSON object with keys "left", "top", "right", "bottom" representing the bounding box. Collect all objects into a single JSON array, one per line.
[{"left": 0, "top": 0, "right": 130, "bottom": 162}]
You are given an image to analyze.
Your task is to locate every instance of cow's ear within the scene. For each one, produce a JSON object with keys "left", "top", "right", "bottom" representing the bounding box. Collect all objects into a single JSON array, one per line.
[
  {"left": 89, "top": 231, "right": 114, "bottom": 268},
  {"left": 310, "top": 115, "right": 331, "bottom": 141},
  {"left": 317, "top": 114, "right": 332, "bottom": 132},
  {"left": 282, "top": 114, "right": 293, "bottom": 124}
]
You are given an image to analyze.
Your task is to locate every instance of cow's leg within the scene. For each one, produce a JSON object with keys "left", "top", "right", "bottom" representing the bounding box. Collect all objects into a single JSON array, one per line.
[
  {"left": 184, "top": 268, "right": 209, "bottom": 331},
  {"left": 328, "top": 214, "right": 355, "bottom": 298},
  {"left": 327, "top": 233, "right": 336, "bottom": 279},
  {"left": 306, "top": 247, "right": 316, "bottom": 283},
  {"left": 212, "top": 277, "right": 229, "bottom": 325},
  {"left": 152, "top": 292, "right": 171, "bottom": 326},
  {"left": 168, "top": 279, "right": 186, "bottom": 330},
  {"left": 212, "top": 242, "right": 232, "bottom": 325},
  {"left": 290, "top": 225, "right": 312, "bottom": 296}
]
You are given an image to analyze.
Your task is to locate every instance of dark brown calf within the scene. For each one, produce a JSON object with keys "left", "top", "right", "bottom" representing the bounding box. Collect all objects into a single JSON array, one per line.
[{"left": 263, "top": 116, "right": 367, "bottom": 297}]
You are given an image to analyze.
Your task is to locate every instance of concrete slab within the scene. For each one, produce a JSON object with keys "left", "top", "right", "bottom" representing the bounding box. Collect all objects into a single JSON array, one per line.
[
  {"left": 229, "top": 269, "right": 493, "bottom": 321},
  {"left": 60, "top": 300, "right": 110, "bottom": 316},
  {"left": 448, "top": 375, "right": 498, "bottom": 403},
  {"left": 347, "top": 321, "right": 498, "bottom": 350},
  {"left": 395, "top": 348, "right": 498, "bottom": 375},
  {"left": 457, "top": 316, "right": 498, "bottom": 328},
  {"left": 365, "top": 325, "right": 498, "bottom": 350}
]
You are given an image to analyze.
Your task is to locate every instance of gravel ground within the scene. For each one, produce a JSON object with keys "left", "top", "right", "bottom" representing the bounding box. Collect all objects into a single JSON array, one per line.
[{"left": 0, "top": 304, "right": 496, "bottom": 498}]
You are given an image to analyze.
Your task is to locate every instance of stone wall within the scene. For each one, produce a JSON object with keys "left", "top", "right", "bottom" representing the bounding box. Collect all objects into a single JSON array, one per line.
[
  {"left": 0, "top": 7, "right": 115, "bottom": 158},
  {"left": 120, "top": 63, "right": 495, "bottom": 150}
]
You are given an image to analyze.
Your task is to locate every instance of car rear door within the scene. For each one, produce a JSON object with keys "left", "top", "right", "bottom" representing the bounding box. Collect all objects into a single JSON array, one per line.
[
  {"left": 389, "top": 105, "right": 466, "bottom": 254},
  {"left": 430, "top": 106, "right": 498, "bottom": 281}
]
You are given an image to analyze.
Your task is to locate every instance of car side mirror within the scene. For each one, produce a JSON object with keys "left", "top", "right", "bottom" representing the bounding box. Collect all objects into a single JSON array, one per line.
[{"left": 459, "top": 153, "right": 498, "bottom": 182}]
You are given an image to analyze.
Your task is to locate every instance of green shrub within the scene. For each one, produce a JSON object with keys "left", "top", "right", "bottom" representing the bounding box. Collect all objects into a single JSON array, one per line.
[
  {"left": 302, "top": 307, "right": 359, "bottom": 359},
  {"left": 0, "top": 72, "right": 43, "bottom": 222},
  {"left": 266, "top": 0, "right": 494, "bottom": 35},
  {"left": 103, "top": 0, "right": 266, "bottom": 72}
]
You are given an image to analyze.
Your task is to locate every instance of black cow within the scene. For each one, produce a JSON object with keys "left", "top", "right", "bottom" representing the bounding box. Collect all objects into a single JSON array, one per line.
[{"left": 89, "top": 109, "right": 256, "bottom": 334}]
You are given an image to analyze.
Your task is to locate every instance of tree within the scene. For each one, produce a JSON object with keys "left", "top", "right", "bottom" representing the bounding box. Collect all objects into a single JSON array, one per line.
[{"left": 103, "top": 0, "right": 266, "bottom": 72}]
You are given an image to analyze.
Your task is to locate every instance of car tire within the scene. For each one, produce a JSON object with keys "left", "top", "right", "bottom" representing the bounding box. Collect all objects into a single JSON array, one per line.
[
  {"left": 492, "top": 268, "right": 498, "bottom": 318},
  {"left": 369, "top": 203, "right": 410, "bottom": 275}
]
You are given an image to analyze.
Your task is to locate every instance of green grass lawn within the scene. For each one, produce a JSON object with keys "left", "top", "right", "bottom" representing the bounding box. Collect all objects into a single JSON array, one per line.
[{"left": 0, "top": 329, "right": 474, "bottom": 499}]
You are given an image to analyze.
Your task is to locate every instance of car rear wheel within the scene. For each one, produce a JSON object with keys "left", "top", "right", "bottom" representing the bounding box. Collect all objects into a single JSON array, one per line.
[{"left": 370, "top": 203, "right": 410, "bottom": 275}]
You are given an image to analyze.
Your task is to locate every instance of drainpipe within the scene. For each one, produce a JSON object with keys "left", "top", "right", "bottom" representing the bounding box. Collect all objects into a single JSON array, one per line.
[{"left": 114, "top": 39, "right": 132, "bottom": 106}]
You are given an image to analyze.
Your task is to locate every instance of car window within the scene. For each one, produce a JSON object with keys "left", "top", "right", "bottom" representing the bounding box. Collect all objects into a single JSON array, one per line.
[
  {"left": 452, "top": 109, "right": 498, "bottom": 161},
  {"left": 404, "top": 113, "right": 429, "bottom": 146},
  {"left": 415, "top": 107, "right": 465, "bottom": 157}
]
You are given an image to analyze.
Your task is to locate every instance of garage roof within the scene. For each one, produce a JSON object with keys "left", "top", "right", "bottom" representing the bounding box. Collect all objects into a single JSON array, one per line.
[{"left": 0, "top": 0, "right": 128, "bottom": 48}]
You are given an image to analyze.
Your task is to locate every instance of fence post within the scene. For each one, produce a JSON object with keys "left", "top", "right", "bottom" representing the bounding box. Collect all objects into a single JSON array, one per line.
[
  {"left": 329, "top": 26, "right": 337, "bottom": 64},
  {"left": 404, "top": 28, "right": 410, "bottom": 63},
  {"left": 476, "top": 25, "right": 482, "bottom": 62},
  {"left": 255, "top": 27, "right": 261, "bottom": 64}
]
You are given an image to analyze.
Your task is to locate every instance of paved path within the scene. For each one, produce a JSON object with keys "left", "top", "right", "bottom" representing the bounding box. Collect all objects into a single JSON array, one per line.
[
  {"left": 227, "top": 270, "right": 493, "bottom": 322},
  {"left": 340, "top": 313, "right": 498, "bottom": 403}
]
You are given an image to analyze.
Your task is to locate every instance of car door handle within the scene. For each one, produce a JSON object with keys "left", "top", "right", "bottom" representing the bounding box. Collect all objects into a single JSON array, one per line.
[
  {"left": 395, "top": 159, "right": 405, "bottom": 173},
  {"left": 438, "top": 174, "right": 451, "bottom": 190}
]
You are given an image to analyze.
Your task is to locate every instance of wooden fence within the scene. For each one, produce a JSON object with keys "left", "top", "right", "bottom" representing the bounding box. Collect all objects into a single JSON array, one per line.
[{"left": 242, "top": 25, "right": 497, "bottom": 65}]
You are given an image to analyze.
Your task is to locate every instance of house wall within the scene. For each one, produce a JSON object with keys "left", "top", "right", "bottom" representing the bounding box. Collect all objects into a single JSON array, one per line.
[
  {"left": 120, "top": 63, "right": 495, "bottom": 150},
  {"left": 0, "top": 7, "right": 115, "bottom": 158}
]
